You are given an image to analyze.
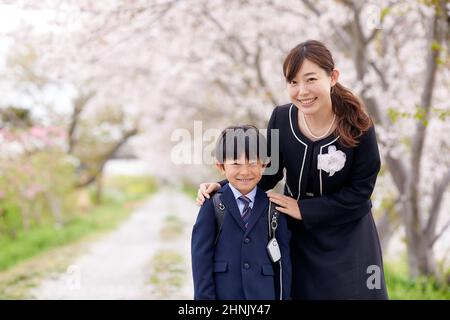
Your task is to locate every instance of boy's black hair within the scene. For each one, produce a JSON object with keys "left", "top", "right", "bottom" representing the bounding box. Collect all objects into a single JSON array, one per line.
[{"left": 215, "top": 125, "right": 268, "bottom": 164}]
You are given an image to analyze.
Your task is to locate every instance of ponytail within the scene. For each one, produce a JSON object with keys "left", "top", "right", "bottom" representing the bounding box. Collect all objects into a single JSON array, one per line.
[{"left": 331, "top": 82, "right": 372, "bottom": 148}]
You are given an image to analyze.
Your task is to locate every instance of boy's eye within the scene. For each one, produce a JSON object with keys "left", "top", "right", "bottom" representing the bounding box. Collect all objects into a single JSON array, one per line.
[{"left": 230, "top": 162, "right": 258, "bottom": 166}]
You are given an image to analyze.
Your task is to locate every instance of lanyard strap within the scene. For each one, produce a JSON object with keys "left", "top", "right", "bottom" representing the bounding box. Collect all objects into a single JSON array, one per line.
[{"left": 268, "top": 201, "right": 278, "bottom": 239}]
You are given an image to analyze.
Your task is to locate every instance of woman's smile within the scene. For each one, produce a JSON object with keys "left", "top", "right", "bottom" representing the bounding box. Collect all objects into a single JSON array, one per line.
[{"left": 297, "top": 97, "right": 317, "bottom": 107}]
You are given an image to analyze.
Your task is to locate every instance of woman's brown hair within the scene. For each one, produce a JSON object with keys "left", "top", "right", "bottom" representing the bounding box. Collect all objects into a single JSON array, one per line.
[{"left": 283, "top": 40, "right": 372, "bottom": 148}]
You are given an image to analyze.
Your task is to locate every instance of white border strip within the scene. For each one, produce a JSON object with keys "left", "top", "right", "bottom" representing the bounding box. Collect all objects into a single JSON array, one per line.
[{"left": 288, "top": 104, "right": 308, "bottom": 200}]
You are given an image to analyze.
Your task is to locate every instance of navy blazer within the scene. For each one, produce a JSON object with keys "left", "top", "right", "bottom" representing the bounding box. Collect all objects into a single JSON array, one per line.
[
  {"left": 258, "top": 104, "right": 388, "bottom": 299},
  {"left": 191, "top": 184, "right": 291, "bottom": 300}
]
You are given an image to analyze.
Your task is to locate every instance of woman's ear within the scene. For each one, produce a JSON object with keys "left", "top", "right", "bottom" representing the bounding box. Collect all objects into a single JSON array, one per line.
[{"left": 331, "top": 68, "right": 340, "bottom": 87}]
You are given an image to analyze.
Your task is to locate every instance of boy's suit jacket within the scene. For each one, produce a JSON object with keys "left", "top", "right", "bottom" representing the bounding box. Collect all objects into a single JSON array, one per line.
[{"left": 191, "top": 183, "right": 291, "bottom": 300}]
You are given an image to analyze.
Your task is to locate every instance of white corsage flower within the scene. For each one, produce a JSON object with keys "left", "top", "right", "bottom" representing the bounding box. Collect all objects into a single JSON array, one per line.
[{"left": 317, "top": 145, "right": 346, "bottom": 177}]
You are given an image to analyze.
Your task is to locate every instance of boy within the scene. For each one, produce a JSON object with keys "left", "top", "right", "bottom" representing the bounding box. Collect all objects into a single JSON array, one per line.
[{"left": 191, "top": 125, "right": 291, "bottom": 300}]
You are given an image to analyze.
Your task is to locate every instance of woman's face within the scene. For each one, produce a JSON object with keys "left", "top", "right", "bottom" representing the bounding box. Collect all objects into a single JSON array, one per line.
[{"left": 287, "top": 59, "right": 338, "bottom": 116}]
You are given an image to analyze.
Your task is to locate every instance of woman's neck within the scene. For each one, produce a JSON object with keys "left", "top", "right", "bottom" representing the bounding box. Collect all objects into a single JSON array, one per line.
[{"left": 303, "top": 106, "right": 334, "bottom": 130}]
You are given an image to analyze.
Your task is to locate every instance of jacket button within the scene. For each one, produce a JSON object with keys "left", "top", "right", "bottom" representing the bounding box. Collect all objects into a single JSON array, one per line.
[
  {"left": 244, "top": 238, "right": 250, "bottom": 244},
  {"left": 244, "top": 263, "right": 250, "bottom": 269}
]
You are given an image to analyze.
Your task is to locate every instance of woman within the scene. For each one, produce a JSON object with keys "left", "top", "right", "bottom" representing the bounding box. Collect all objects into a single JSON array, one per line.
[{"left": 197, "top": 40, "right": 388, "bottom": 299}]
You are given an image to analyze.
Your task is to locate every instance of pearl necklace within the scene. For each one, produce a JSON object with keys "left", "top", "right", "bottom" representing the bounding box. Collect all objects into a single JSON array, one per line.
[{"left": 301, "top": 111, "right": 336, "bottom": 140}]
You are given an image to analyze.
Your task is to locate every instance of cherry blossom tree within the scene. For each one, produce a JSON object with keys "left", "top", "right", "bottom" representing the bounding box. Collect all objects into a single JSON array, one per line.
[
  {"left": 154, "top": 0, "right": 450, "bottom": 278},
  {"left": 292, "top": 0, "right": 449, "bottom": 278},
  {"left": 1, "top": 0, "right": 448, "bottom": 279}
]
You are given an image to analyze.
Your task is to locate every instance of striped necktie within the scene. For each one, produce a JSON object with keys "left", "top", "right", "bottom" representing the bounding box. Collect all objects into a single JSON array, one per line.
[{"left": 238, "top": 195, "right": 252, "bottom": 228}]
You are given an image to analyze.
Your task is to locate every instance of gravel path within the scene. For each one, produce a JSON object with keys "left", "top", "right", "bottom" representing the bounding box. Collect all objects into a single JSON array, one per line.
[{"left": 31, "top": 188, "right": 198, "bottom": 300}]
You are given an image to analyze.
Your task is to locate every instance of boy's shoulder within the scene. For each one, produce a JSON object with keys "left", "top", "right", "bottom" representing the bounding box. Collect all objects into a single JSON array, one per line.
[
  {"left": 199, "top": 195, "right": 215, "bottom": 213},
  {"left": 199, "top": 184, "right": 229, "bottom": 211}
]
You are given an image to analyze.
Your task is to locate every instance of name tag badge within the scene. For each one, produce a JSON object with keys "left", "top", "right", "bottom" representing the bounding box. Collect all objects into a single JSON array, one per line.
[{"left": 267, "top": 238, "right": 281, "bottom": 263}]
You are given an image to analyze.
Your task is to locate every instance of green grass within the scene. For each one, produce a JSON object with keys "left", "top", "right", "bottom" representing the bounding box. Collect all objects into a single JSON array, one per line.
[
  {"left": 0, "top": 175, "right": 158, "bottom": 272},
  {"left": 384, "top": 258, "right": 450, "bottom": 300},
  {"left": 0, "top": 201, "right": 125, "bottom": 271},
  {"left": 149, "top": 250, "right": 186, "bottom": 299},
  {"left": 148, "top": 208, "right": 187, "bottom": 299},
  {"left": 0, "top": 236, "right": 91, "bottom": 299}
]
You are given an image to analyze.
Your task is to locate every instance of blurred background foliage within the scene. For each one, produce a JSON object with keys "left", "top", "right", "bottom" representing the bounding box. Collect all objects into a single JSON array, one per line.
[{"left": 0, "top": 0, "right": 449, "bottom": 299}]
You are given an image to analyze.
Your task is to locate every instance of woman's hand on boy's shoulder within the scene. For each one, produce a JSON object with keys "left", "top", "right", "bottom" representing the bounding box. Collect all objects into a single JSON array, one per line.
[{"left": 196, "top": 182, "right": 221, "bottom": 205}]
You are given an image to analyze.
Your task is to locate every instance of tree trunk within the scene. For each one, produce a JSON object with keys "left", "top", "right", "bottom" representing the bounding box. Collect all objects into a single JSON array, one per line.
[
  {"left": 403, "top": 195, "right": 438, "bottom": 277},
  {"left": 411, "top": 235, "right": 437, "bottom": 277},
  {"left": 376, "top": 205, "right": 400, "bottom": 254},
  {"left": 94, "top": 174, "right": 103, "bottom": 205},
  {"left": 403, "top": 0, "right": 447, "bottom": 279}
]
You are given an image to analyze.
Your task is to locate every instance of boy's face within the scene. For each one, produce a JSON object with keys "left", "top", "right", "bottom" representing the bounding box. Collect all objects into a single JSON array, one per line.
[{"left": 216, "top": 153, "right": 265, "bottom": 195}]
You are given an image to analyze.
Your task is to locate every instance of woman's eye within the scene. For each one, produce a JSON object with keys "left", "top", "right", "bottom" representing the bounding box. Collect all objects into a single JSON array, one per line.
[
  {"left": 289, "top": 81, "right": 297, "bottom": 86},
  {"left": 307, "top": 78, "right": 317, "bottom": 82}
]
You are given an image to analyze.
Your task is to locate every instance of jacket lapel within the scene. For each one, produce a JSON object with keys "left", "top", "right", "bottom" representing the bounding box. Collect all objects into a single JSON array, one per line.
[
  {"left": 244, "top": 187, "right": 269, "bottom": 235},
  {"left": 220, "top": 184, "right": 246, "bottom": 232}
]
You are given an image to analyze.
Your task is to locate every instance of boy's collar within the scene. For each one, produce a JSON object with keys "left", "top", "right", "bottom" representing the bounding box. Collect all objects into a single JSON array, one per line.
[{"left": 228, "top": 183, "right": 257, "bottom": 203}]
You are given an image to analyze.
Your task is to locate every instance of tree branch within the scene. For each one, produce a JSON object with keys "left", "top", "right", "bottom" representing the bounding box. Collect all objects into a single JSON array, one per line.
[
  {"left": 375, "top": 198, "right": 401, "bottom": 251},
  {"left": 369, "top": 61, "right": 388, "bottom": 91},
  {"left": 365, "top": 28, "right": 380, "bottom": 45},
  {"left": 264, "top": 0, "right": 308, "bottom": 18},
  {"left": 430, "top": 218, "right": 450, "bottom": 247},
  {"left": 384, "top": 154, "right": 408, "bottom": 194},
  {"left": 67, "top": 91, "right": 96, "bottom": 154},
  {"left": 202, "top": 7, "right": 250, "bottom": 61},
  {"left": 300, "top": 0, "right": 321, "bottom": 16},
  {"left": 254, "top": 42, "right": 278, "bottom": 107},
  {"left": 75, "top": 128, "right": 138, "bottom": 188},
  {"left": 80, "top": 0, "right": 178, "bottom": 47},
  {"left": 302, "top": 0, "right": 351, "bottom": 47},
  {"left": 202, "top": 5, "right": 276, "bottom": 119},
  {"left": 426, "top": 168, "right": 450, "bottom": 241}
]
